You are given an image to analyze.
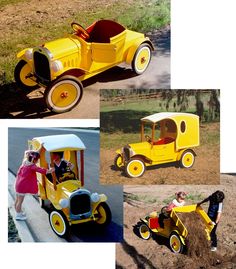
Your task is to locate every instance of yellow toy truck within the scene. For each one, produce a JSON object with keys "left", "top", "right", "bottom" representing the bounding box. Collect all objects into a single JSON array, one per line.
[
  {"left": 28, "top": 134, "right": 111, "bottom": 238},
  {"left": 15, "top": 20, "right": 153, "bottom": 113},
  {"left": 138, "top": 205, "right": 214, "bottom": 253},
  {"left": 115, "top": 112, "right": 200, "bottom": 178}
]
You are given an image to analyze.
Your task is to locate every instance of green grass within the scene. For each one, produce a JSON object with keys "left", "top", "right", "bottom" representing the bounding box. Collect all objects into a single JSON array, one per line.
[
  {"left": 101, "top": 132, "right": 140, "bottom": 149},
  {"left": 101, "top": 93, "right": 213, "bottom": 113},
  {"left": 125, "top": 193, "right": 159, "bottom": 204},
  {"left": 8, "top": 209, "right": 21, "bottom": 242},
  {"left": 125, "top": 192, "right": 205, "bottom": 206},
  {"left": 118, "top": 0, "right": 170, "bottom": 33},
  {"left": 162, "top": 193, "right": 205, "bottom": 205},
  {"left": 0, "top": 0, "right": 26, "bottom": 8},
  {"left": 201, "top": 127, "right": 220, "bottom": 146},
  {"left": 0, "top": 0, "right": 170, "bottom": 85}
]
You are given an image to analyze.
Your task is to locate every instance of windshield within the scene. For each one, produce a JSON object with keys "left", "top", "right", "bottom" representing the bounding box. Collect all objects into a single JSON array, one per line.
[{"left": 142, "top": 122, "right": 161, "bottom": 142}]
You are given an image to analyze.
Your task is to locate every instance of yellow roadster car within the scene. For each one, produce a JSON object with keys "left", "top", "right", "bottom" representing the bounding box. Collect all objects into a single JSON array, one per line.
[
  {"left": 115, "top": 112, "right": 200, "bottom": 178},
  {"left": 15, "top": 20, "right": 154, "bottom": 113},
  {"left": 28, "top": 134, "right": 111, "bottom": 238}
]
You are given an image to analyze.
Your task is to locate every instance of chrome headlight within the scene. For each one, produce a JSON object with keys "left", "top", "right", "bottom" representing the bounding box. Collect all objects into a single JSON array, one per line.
[
  {"left": 51, "top": 60, "right": 63, "bottom": 73},
  {"left": 59, "top": 198, "right": 69, "bottom": 208},
  {"left": 24, "top": 49, "right": 33, "bottom": 60},
  {"left": 91, "top": 192, "right": 100, "bottom": 203}
]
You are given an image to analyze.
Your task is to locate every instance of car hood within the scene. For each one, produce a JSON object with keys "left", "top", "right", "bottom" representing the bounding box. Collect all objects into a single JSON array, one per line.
[
  {"left": 128, "top": 141, "right": 151, "bottom": 151},
  {"left": 43, "top": 36, "right": 81, "bottom": 59},
  {"left": 56, "top": 180, "right": 82, "bottom": 198}
]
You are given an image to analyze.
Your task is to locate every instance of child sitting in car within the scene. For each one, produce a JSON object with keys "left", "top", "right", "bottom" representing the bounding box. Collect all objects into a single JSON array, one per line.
[
  {"left": 158, "top": 191, "right": 187, "bottom": 228},
  {"left": 47, "top": 151, "right": 74, "bottom": 183}
]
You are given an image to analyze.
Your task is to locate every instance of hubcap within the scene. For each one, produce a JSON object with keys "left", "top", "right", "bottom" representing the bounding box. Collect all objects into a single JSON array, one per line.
[
  {"left": 128, "top": 160, "right": 144, "bottom": 177},
  {"left": 135, "top": 47, "right": 151, "bottom": 72},
  {"left": 50, "top": 81, "right": 79, "bottom": 108}
]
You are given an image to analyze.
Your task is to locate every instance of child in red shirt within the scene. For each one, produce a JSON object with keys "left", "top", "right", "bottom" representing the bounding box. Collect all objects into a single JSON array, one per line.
[{"left": 14, "top": 150, "right": 54, "bottom": 220}]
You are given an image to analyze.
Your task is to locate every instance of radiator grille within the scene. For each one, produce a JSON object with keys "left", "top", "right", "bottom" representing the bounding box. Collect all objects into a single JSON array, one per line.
[
  {"left": 33, "top": 51, "right": 51, "bottom": 84},
  {"left": 70, "top": 193, "right": 91, "bottom": 215}
]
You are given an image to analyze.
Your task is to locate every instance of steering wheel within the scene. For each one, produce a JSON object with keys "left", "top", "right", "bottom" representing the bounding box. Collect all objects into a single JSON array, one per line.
[
  {"left": 71, "top": 22, "right": 90, "bottom": 39},
  {"left": 58, "top": 171, "right": 76, "bottom": 182},
  {"left": 145, "top": 135, "right": 152, "bottom": 143},
  {"left": 161, "top": 206, "right": 170, "bottom": 217}
]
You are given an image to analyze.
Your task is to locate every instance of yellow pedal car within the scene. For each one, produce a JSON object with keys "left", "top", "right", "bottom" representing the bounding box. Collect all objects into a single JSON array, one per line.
[
  {"left": 28, "top": 134, "right": 111, "bottom": 238},
  {"left": 138, "top": 205, "right": 214, "bottom": 253},
  {"left": 15, "top": 20, "right": 153, "bottom": 113},
  {"left": 115, "top": 112, "right": 200, "bottom": 178}
]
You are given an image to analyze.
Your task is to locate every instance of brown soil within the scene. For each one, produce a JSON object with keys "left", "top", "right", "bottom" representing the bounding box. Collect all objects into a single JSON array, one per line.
[
  {"left": 100, "top": 123, "right": 220, "bottom": 185},
  {"left": 0, "top": 0, "right": 124, "bottom": 40},
  {"left": 116, "top": 174, "right": 236, "bottom": 269}
]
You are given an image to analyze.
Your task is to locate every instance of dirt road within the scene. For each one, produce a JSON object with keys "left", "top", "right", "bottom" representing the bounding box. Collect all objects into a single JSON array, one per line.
[{"left": 116, "top": 174, "right": 236, "bottom": 269}]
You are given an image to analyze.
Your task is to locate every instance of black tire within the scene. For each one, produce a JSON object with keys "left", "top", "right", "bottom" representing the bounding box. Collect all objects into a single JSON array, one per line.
[
  {"left": 169, "top": 232, "right": 184, "bottom": 254},
  {"left": 114, "top": 154, "right": 123, "bottom": 170},
  {"left": 49, "top": 210, "right": 69, "bottom": 238},
  {"left": 131, "top": 43, "right": 152, "bottom": 75},
  {"left": 125, "top": 158, "right": 146, "bottom": 178},
  {"left": 14, "top": 60, "right": 38, "bottom": 91},
  {"left": 45, "top": 75, "right": 83, "bottom": 113},
  {"left": 179, "top": 149, "right": 195, "bottom": 168},
  {"left": 95, "top": 202, "right": 112, "bottom": 227}
]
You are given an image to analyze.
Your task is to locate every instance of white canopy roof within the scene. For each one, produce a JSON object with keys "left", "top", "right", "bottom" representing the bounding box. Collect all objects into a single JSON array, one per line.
[
  {"left": 141, "top": 112, "right": 196, "bottom": 123},
  {"left": 33, "top": 134, "right": 86, "bottom": 151}
]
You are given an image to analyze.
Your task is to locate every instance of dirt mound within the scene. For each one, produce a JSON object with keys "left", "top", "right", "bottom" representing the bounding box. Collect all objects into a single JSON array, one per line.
[
  {"left": 175, "top": 212, "right": 232, "bottom": 269},
  {"left": 179, "top": 212, "right": 211, "bottom": 258}
]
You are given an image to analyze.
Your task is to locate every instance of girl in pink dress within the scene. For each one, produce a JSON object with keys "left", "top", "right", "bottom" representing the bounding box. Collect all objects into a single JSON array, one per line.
[{"left": 14, "top": 150, "right": 54, "bottom": 220}]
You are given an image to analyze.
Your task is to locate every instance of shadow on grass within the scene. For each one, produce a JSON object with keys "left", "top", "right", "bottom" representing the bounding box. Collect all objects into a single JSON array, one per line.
[
  {"left": 101, "top": 109, "right": 154, "bottom": 133},
  {"left": 147, "top": 26, "right": 170, "bottom": 57}
]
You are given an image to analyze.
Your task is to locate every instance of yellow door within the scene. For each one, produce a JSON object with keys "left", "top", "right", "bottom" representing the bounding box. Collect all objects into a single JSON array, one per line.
[
  {"left": 151, "top": 142, "right": 176, "bottom": 163},
  {"left": 91, "top": 43, "right": 117, "bottom": 63}
]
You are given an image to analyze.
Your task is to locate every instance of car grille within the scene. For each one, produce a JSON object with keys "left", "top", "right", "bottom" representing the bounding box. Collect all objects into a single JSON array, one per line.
[
  {"left": 70, "top": 193, "right": 91, "bottom": 216},
  {"left": 33, "top": 51, "right": 51, "bottom": 84}
]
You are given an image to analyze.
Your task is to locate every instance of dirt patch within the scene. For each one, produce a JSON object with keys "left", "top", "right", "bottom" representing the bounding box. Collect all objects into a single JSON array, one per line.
[
  {"left": 0, "top": 0, "right": 123, "bottom": 40},
  {"left": 100, "top": 147, "right": 219, "bottom": 185},
  {"left": 116, "top": 174, "right": 236, "bottom": 269}
]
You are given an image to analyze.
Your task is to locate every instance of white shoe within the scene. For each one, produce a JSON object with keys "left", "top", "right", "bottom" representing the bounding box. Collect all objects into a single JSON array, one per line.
[
  {"left": 211, "top": 247, "right": 217, "bottom": 252},
  {"left": 15, "top": 212, "right": 27, "bottom": 221},
  {"left": 20, "top": 211, "right": 26, "bottom": 216}
]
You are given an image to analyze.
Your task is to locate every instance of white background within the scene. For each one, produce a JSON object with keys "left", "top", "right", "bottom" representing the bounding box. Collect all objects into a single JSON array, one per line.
[{"left": 1, "top": 0, "right": 236, "bottom": 268}]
